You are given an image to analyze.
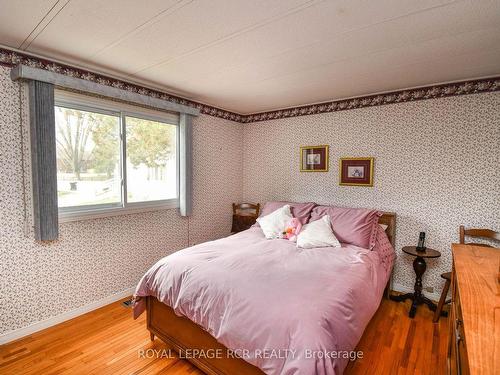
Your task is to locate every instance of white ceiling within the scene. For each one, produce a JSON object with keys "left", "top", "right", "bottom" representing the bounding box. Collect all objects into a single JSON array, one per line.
[{"left": 0, "top": 0, "right": 499, "bottom": 114}]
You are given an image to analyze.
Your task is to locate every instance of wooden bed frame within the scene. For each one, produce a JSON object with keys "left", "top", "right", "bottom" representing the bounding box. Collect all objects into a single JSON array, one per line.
[{"left": 146, "top": 212, "right": 396, "bottom": 375}]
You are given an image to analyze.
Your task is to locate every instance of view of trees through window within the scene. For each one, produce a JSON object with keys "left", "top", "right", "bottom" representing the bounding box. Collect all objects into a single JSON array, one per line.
[
  {"left": 55, "top": 105, "right": 177, "bottom": 209},
  {"left": 126, "top": 116, "right": 177, "bottom": 203}
]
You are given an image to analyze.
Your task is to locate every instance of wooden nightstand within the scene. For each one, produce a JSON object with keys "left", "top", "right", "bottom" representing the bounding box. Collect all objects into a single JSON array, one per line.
[
  {"left": 231, "top": 203, "right": 260, "bottom": 233},
  {"left": 390, "top": 246, "right": 441, "bottom": 318}
]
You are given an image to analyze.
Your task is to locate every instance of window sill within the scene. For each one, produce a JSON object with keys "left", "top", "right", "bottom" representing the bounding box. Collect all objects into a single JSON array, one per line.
[{"left": 58, "top": 200, "right": 179, "bottom": 223}]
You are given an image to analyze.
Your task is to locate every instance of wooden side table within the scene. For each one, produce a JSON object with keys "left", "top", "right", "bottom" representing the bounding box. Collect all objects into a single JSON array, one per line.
[{"left": 390, "top": 246, "right": 441, "bottom": 318}]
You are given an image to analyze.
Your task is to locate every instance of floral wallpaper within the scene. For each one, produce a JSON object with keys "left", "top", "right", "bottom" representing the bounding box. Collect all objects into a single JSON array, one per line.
[
  {"left": 1, "top": 57, "right": 499, "bottom": 339},
  {"left": 242, "top": 92, "right": 500, "bottom": 295},
  {"left": 0, "top": 66, "right": 243, "bottom": 336}
]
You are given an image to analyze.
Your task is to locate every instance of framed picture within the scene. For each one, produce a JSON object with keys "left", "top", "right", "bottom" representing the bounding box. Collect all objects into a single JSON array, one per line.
[
  {"left": 300, "top": 145, "right": 329, "bottom": 172},
  {"left": 339, "top": 157, "right": 374, "bottom": 186}
]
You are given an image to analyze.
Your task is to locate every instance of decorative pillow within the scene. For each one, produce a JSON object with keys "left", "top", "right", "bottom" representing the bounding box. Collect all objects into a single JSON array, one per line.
[
  {"left": 258, "top": 201, "right": 316, "bottom": 225},
  {"left": 256, "top": 205, "right": 293, "bottom": 239},
  {"left": 296, "top": 215, "right": 341, "bottom": 249},
  {"left": 310, "top": 206, "right": 382, "bottom": 250}
]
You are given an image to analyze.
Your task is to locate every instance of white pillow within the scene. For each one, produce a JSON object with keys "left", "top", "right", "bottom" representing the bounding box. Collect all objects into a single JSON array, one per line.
[
  {"left": 256, "top": 205, "right": 293, "bottom": 239},
  {"left": 296, "top": 215, "right": 341, "bottom": 249}
]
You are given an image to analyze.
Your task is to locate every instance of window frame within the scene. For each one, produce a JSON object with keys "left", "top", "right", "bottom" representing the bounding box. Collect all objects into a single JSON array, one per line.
[{"left": 55, "top": 94, "right": 180, "bottom": 223}]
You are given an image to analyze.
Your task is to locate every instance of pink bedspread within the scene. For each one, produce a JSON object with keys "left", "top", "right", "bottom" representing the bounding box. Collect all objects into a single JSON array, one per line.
[{"left": 133, "top": 226, "right": 395, "bottom": 375}]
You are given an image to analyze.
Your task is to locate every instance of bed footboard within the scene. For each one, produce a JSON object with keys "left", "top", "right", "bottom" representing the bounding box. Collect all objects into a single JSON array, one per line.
[{"left": 147, "top": 296, "right": 263, "bottom": 375}]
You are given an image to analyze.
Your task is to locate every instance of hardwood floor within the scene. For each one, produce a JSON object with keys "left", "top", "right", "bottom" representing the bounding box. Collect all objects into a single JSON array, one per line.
[
  {"left": 0, "top": 298, "right": 448, "bottom": 374},
  {"left": 345, "top": 298, "right": 448, "bottom": 375}
]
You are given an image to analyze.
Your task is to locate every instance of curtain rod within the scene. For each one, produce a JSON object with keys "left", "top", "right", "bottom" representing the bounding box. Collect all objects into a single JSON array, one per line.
[{"left": 10, "top": 64, "right": 199, "bottom": 117}]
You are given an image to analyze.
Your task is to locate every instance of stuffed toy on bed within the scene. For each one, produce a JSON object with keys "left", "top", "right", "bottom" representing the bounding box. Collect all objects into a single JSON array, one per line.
[{"left": 282, "top": 218, "right": 302, "bottom": 242}]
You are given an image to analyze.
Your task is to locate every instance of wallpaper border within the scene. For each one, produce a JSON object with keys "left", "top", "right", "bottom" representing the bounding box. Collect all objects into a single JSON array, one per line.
[
  {"left": 242, "top": 78, "right": 500, "bottom": 122},
  {"left": 1, "top": 47, "right": 498, "bottom": 123},
  {"left": 0, "top": 47, "right": 244, "bottom": 122}
]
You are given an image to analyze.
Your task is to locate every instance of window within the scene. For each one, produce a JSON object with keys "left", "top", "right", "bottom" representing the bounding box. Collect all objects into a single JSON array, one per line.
[
  {"left": 125, "top": 116, "right": 177, "bottom": 203},
  {"left": 55, "top": 91, "right": 179, "bottom": 221}
]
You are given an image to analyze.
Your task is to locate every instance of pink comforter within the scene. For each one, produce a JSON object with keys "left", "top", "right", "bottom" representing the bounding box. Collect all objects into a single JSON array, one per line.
[{"left": 133, "top": 226, "right": 395, "bottom": 375}]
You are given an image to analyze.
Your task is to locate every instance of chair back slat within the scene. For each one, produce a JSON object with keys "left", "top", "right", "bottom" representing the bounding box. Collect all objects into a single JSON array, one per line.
[
  {"left": 233, "top": 203, "right": 260, "bottom": 216},
  {"left": 459, "top": 225, "right": 500, "bottom": 246}
]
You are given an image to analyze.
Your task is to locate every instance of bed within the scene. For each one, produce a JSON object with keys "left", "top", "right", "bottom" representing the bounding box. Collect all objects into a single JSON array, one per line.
[{"left": 133, "top": 211, "right": 396, "bottom": 375}]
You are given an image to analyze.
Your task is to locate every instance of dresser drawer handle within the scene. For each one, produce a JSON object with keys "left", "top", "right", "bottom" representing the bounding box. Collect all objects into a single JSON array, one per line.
[
  {"left": 455, "top": 319, "right": 463, "bottom": 374},
  {"left": 455, "top": 319, "right": 462, "bottom": 342}
]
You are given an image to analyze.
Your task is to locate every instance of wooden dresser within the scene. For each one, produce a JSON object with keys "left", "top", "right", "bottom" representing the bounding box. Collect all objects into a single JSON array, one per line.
[{"left": 448, "top": 244, "right": 499, "bottom": 375}]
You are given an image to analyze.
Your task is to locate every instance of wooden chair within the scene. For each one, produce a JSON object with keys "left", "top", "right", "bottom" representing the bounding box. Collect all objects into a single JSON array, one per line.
[
  {"left": 459, "top": 226, "right": 500, "bottom": 244},
  {"left": 231, "top": 203, "right": 260, "bottom": 233},
  {"left": 433, "top": 225, "right": 499, "bottom": 322}
]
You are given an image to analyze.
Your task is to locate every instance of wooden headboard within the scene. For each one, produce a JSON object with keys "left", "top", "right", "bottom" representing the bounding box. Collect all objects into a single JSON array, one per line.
[{"left": 379, "top": 212, "right": 396, "bottom": 247}]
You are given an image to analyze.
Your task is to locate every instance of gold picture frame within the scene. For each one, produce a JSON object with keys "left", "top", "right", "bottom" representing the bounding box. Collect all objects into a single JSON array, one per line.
[
  {"left": 300, "top": 145, "right": 329, "bottom": 172},
  {"left": 339, "top": 157, "right": 374, "bottom": 186}
]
